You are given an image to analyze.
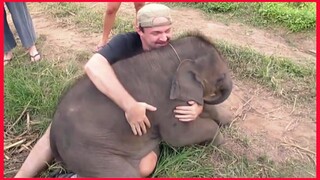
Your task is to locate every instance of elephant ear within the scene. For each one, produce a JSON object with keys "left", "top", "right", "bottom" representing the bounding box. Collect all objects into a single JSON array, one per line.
[{"left": 170, "top": 59, "right": 204, "bottom": 105}]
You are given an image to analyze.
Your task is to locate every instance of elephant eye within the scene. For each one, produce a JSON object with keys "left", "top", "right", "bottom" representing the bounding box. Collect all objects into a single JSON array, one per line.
[{"left": 216, "top": 73, "right": 226, "bottom": 83}]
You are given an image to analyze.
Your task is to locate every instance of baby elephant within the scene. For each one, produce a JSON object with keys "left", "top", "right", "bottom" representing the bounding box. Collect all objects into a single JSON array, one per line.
[{"left": 50, "top": 32, "right": 233, "bottom": 177}]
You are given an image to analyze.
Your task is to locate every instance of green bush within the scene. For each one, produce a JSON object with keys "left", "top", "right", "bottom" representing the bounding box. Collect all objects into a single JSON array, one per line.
[
  {"left": 168, "top": 2, "right": 315, "bottom": 32},
  {"left": 190, "top": 2, "right": 242, "bottom": 13},
  {"left": 258, "top": 3, "right": 316, "bottom": 32}
]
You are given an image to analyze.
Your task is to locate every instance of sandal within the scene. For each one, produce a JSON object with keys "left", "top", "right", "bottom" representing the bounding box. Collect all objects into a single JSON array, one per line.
[
  {"left": 30, "top": 53, "right": 41, "bottom": 62},
  {"left": 48, "top": 169, "right": 77, "bottom": 178},
  {"left": 4, "top": 59, "right": 11, "bottom": 66},
  {"left": 4, "top": 52, "right": 13, "bottom": 66},
  {"left": 54, "top": 172, "right": 77, "bottom": 178}
]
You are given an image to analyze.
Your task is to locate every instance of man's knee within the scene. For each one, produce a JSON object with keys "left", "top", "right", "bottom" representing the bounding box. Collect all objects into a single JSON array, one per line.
[{"left": 139, "top": 151, "right": 157, "bottom": 177}]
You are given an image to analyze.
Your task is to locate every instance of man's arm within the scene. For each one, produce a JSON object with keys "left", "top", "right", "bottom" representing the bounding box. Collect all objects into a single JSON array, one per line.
[{"left": 84, "top": 54, "right": 156, "bottom": 136}]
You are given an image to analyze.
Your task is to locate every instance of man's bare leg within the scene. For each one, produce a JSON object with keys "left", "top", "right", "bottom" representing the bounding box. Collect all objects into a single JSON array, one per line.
[
  {"left": 14, "top": 124, "right": 53, "bottom": 178},
  {"left": 95, "top": 2, "right": 121, "bottom": 52},
  {"left": 133, "top": 2, "right": 145, "bottom": 27}
]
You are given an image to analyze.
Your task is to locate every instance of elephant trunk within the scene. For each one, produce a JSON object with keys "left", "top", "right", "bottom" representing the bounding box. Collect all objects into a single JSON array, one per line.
[{"left": 203, "top": 81, "right": 232, "bottom": 105}]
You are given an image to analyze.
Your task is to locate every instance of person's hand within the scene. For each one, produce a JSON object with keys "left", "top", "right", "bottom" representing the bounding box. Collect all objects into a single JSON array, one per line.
[
  {"left": 174, "top": 101, "right": 203, "bottom": 122},
  {"left": 125, "top": 102, "right": 157, "bottom": 136}
]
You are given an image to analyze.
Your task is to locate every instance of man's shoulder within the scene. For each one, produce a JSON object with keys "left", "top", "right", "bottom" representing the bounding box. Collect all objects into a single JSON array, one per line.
[
  {"left": 98, "top": 31, "right": 142, "bottom": 64},
  {"left": 108, "top": 31, "right": 142, "bottom": 51},
  {"left": 112, "top": 32, "right": 140, "bottom": 42}
]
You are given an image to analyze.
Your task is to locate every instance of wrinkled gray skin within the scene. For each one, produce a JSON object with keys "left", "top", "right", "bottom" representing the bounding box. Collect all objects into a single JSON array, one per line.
[{"left": 50, "top": 32, "right": 233, "bottom": 177}]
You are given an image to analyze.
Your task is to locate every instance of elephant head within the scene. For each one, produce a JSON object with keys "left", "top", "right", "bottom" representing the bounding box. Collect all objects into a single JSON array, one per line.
[{"left": 170, "top": 53, "right": 232, "bottom": 105}]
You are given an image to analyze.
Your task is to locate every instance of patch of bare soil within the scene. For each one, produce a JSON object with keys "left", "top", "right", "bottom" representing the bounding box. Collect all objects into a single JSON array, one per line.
[
  {"left": 223, "top": 78, "right": 316, "bottom": 161},
  {"left": 4, "top": 2, "right": 316, "bottom": 177}
]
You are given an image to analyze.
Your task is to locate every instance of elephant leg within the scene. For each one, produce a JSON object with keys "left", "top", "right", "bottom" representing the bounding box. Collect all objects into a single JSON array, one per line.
[
  {"left": 201, "top": 103, "right": 233, "bottom": 126},
  {"left": 161, "top": 118, "right": 224, "bottom": 147}
]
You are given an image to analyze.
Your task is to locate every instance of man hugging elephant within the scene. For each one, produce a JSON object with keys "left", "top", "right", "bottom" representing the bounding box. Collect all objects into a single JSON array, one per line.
[{"left": 15, "top": 3, "right": 233, "bottom": 178}]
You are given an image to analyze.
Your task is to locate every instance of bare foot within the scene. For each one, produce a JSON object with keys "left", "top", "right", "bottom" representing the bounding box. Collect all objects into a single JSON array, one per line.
[
  {"left": 94, "top": 39, "right": 111, "bottom": 52},
  {"left": 94, "top": 44, "right": 104, "bottom": 53}
]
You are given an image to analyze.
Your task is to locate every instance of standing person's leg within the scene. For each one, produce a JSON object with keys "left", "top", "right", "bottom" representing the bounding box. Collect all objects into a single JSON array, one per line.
[
  {"left": 95, "top": 2, "right": 121, "bottom": 52},
  {"left": 4, "top": 7, "right": 16, "bottom": 65},
  {"left": 14, "top": 125, "right": 53, "bottom": 178},
  {"left": 133, "top": 2, "right": 145, "bottom": 27},
  {"left": 6, "top": 2, "right": 40, "bottom": 62}
]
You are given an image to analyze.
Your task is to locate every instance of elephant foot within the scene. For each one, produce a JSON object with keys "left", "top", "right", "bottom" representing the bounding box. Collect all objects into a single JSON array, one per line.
[
  {"left": 214, "top": 110, "right": 233, "bottom": 127},
  {"left": 203, "top": 104, "right": 233, "bottom": 127}
]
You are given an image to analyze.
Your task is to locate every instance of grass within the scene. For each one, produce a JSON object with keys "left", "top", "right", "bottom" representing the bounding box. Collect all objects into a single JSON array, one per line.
[
  {"left": 29, "top": 2, "right": 134, "bottom": 34},
  {"left": 166, "top": 2, "right": 316, "bottom": 32},
  {"left": 4, "top": 2, "right": 316, "bottom": 178},
  {"left": 37, "top": 2, "right": 104, "bottom": 33},
  {"left": 153, "top": 134, "right": 315, "bottom": 177},
  {"left": 153, "top": 144, "right": 215, "bottom": 177},
  {"left": 216, "top": 40, "right": 316, "bottom": 103},
  {"left": 4, "top": 44, "right": 83, "bottom": 135}
]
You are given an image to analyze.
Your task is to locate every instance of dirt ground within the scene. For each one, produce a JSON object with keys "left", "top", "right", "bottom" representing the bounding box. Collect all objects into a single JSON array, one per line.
[{"left": 4, "top": 2, "right": 316, "bottom": 177}]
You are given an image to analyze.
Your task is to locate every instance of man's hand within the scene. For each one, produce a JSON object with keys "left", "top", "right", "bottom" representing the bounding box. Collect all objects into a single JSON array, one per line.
[
  {"left": 125, "top": 102, "right": 157, "bottom": 136},
  {"left": 174, "top": 101, "right": 203, "bottom": 122}
]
